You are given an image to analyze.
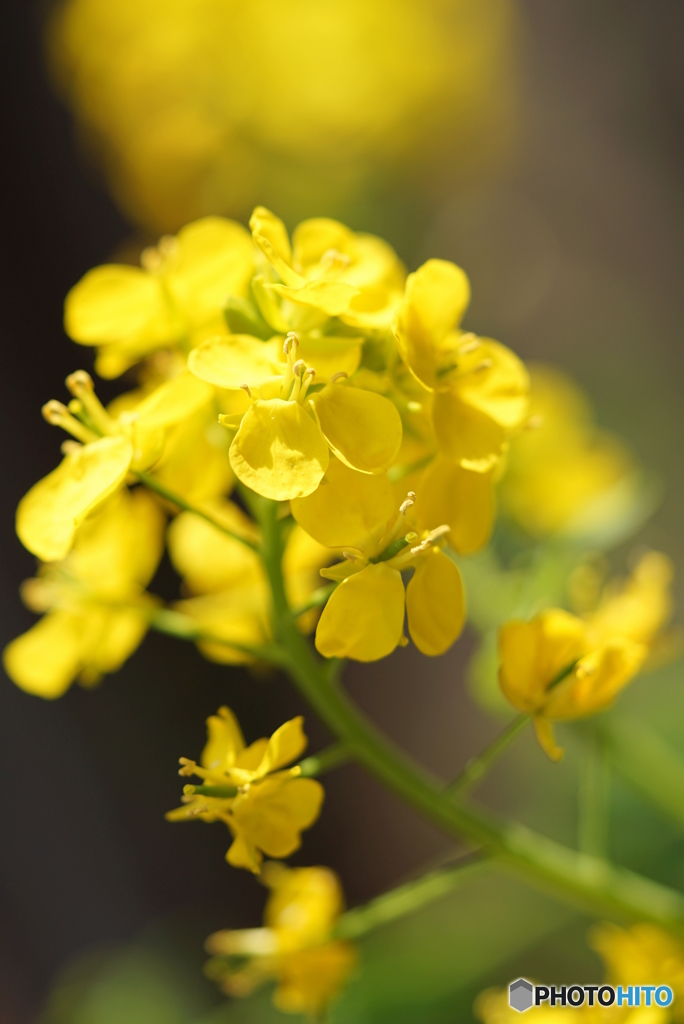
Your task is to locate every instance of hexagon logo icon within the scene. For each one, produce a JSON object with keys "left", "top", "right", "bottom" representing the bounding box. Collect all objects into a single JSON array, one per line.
[{"left": 509, "top": 978, "right": 534, "bottom": 1012}]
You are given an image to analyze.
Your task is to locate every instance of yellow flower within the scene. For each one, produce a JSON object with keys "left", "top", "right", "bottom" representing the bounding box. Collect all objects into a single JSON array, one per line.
[
  {"left": 4, "top": 488, "right": 164, "bottom": 698},
  {"left": 393, "top": 259, "right": 529, "bottom": 470},
  {"left": 47, "top": 0, "right": 518, "bottom": 233},
  {"left": 189, "top": 331, "right": 402, "bottom": 501},
  {"left": 249, "top": 207, "right": 406, "bottom": 331},
  {"left": 17, "top": 369, "right": 214, "bottom": 561},
  {"left": 205, "top": 862, "right": 356, "bottom": 1017},
  {"left": 499, "top": 365, "right": 639, "bottom": 537},
  {"left": 291, "top": 457, "right": 470, "bottom": 661},
  {"left": 498, "top": 553, "right": 673, "bottom": 759},
  {"left": 166, "top": 707, "right": 324, "bottom": 873},
  {"left": 590, "top": 923, "right": 684, "bottom": 1019},
  {"left": 64, "top": 216, "right": 254, "bottom": 377}
]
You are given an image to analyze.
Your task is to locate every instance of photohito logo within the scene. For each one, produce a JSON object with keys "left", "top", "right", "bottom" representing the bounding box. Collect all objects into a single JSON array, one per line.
[{"left": 508, "top": 979, "right": 674, "bottom": 1013}]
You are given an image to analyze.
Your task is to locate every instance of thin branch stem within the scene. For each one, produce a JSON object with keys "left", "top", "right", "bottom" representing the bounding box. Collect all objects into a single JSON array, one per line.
[
  {"left": 254, "top": 497, "right": 684, "bottom": 935},
  {"left": 448, "top": 715, "right": 529, "bottom": 796},
  {"left": 148, "top": 607, "right": 289, "bottom": 666},
  {"left": 298, "top": 742, "right": 352, "bottom": 778},
  {"left": 333, "top": 858, "right": 487, "bottom": 941},
  {"left": 291, "top": 584, "right": 337, "bottom": 620},
  {"left": 136, "top": 471, "right": 259, "bottom": 551}
]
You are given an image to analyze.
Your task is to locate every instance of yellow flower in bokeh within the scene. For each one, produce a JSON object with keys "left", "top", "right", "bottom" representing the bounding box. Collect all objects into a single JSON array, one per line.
[
  {"left": 292, "top": 457, "right": 476, "bottom": 661},
  {"left": 47, "top": 0, "right": 519, "bottom": 232},
  {"left": 590, "top": 922, "right": 684, "bottom": 1019},
  {"left": 4, "top": 488, "right": 164, "bottom": 698},
  {"left": 189, "top": 330, "right": 402, "bottom": 501},
  {"left": 205, "top": 862, "right": 356, "bottom": 1016},
  {"left": 167, "top": 707, "right": 324, "bottom": 873},
  {"left": 498, "top": 553, "right": 674, "bottom": 759},
  {"left": 394, "top": 259, "right": 529, "bottom": 470},
  {"left": 64, "top": 217, "right": 254, "bottom": 377},
  {"left": 17, "top": 369, "right": 214, "bottom": 562},
  {"left": 499, "top": 365, "right": 639, "bottom": 538}
]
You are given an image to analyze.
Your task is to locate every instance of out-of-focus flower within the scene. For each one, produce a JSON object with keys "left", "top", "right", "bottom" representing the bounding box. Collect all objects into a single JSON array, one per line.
[
  {"left": 3, "top": 488, "right": 164, "bottom": 698},
  {"left": 590, "top": 922, "right": 684, "bottom": 1019},
  {"left": 292, "top": 458, "right": 471, "bottom": 661},
  {"left": 47, "top": 0, "right": 519, "bottom": 233},
  {"left": 498, "top": 552, "right": 674, "bottom": 759},
  {"left": 17, "top": 369, "right": 214, "bottom": 562},
  {"left": 393, "top": 259, "right": 529, "bottom": 471},
  {"left": 64, "top": 217, "right": 254, "bottom": 378},
  {"left": 167, "top": 706, "right": 324, "bottom": 873},
  {"left": 499, "top": 365, "right": 638, "bottom": 538},
  {"left": 205, "top": 862, "right": 356, "bottom": 1016}
]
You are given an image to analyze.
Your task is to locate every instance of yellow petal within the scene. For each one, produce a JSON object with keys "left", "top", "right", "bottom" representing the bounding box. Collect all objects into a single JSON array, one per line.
[
  {"left": 268, "top": 280, "right": 358, "bottom": 317},
  {"left": 406, "top": 549, "right": 465, "bottom": 656},
  {"left": 313, "top": 385, "right": 402, "bottom": 474},
  {"left": 315, "top": 563, "right": 405, "bottom": 661},
  {"left": 152, "top": 405, "right": 234, "bottom": 504},
  {"left": 545, "top": 639, "right": 647, "bottom": 721},
  {"left": 415, "top": 456, "right": 495, "bottom": 555},
  {"left": 3, "top": 610, "right": 85, "bottom": 698},
  {"left": 452, "top": 339, "right": 529, "bottom": 430},
  {"left": 134, "top": 370, "right": 215, "bottom": 429},
  {"left": 394, "top": 259, "right": 471, "bottom": 389},
  {"left": 291, "top": 217, "right": 355, "bottom": 268},
  {"left": 274, "top": 942, "right": 357, "bottom": 1017},
  {"left": 167, "top": 499, "right": 263, "bottom": 594},
  {"left": 283, "top": 334, "right": 362, "bottom": 382},
  {"left": 64, "top": 265, "right": 177, "bottom": 347},
  {"left": 226, "top": 831, "right": 262, "bottom": 873},
  {"left": 256, "top": 717, "right": 308, "bottom": 777},
  {"left": 230, "top": 399, "right": 329, "bottom": 501},
  {"left": 85, "top": 606, "right": 150, "bottom": 676},
  {"left": 188, "top": 335, "right": 282, "bottom": 389},
  {"left": 175, "top": 585, "right": 270, "bottom": 665},
  {"left": 498, "top": 611, "right": 586, "bottom": 713},
  {"left": 533, "top": 716, "right": 564, "bottom": 762},
  {"left": 164, "top": 217, "right": 254, "bottom": 325},
  {"left": 250, "top": 206, "right": 302, "bottom": 287},
  {"left": 17, "top": 436, "right": 133, "bottom": 562},
  {"left": 283, "top": 526, "right": 333, "bottom": 631},
  {"left": 432, "top": 389, "right": 507, "bottom": 470},
  {"left": 291, "top": 457, "right": 396, "bottom": 553},
  {"left": 230, "top": 776, "right": 324, "bottom": 859},
  {"left": 201, "top": 706, "right": 246, "bottom": 770}
]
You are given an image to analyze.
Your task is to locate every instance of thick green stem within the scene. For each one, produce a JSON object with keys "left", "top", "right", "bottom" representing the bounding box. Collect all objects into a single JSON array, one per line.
[
  {"left": 578, "top": 729, "right": 610, "bottom": 859},
  {"left": 255, "top": 498, "right": 684, "bottom": 934},
  {"left": 334, "top": 859, "right": 487, "bottom": 940},
  {"left": 136, "top": 471, "right": 258, "bottom": 551},
  {"left": 448, "top": 715, "right": 529, "bottom": 796}
]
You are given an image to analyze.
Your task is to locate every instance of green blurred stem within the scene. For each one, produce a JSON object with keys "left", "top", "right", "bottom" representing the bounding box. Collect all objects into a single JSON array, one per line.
[
  {"left": 333, "top": 858, "right": 487, "bottom": 941},
  {"left": 448, "top": 715, "right": 529, "bottom": 796},
  {"left": 298, "top": 742, "right": 352, "bottom": 778},
  {"left": 255, "top": 497, "right": 684, "bottom": 935},
  {"left": 588, "top": 717, "right": 684, "bottom": 832},
  {"left": 578, "top": 729, "right": 610, "bottom": 859},
  {"left": 148, "top": 607, "right": 289, "bottom": 666},
  {"left": 291, "top": 584, "right": 337, "bottom": 619},
  {"left": 136, "top": 471, "right": 259, "bottom": 551},
  {"left": 190, "top": 785, "right": 238, "bottom": 798}
]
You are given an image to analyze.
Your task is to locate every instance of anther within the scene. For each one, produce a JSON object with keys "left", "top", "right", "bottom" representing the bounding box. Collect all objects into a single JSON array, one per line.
[
  {"left": 457, "top": 334, "right": 480, "bottom": 355},
  {"left": 475, "top": 358, "right": 493, "bottom": 372},
  {"left": 283, "top": 331, "right": 299, "bottom": 355},
  {"left": 292, "top": 359, "right": 306, "bottom": 377},
  {"left": 330, "top": 371, "right": 348, "bottom": 384},
  {"left": 526, "top": 414, "right": 544, "bottom": 430},
  {"left": 61, "top": 440, "right": 82, "bottom": 455},
  {"left": 342, "top": 550, "right": 360, "bottom": 562},
  {"left": 399, "top": 490, "right": 416, "bottom": 516},
  {"left": 240, "top": 383, "right": 252, "bottom": 398},
  {"left": 42, "top": 400, "right": 70, "bottom": 425},
  {"left": 65, "top": 370, "right": 94, "bottom": 396}
]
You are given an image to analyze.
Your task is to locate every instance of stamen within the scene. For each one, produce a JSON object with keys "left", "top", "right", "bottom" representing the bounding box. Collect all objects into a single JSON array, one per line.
[
  {"left": 320, "top": 248, "right": 352, "bottom": 271},
  {"left": 65, "top": 371, "right": 116, "bottom": 435},
  {"left": 240, "top": 383, "right": 252, "bottom": 398},
  {"left": 140, "top": 246, "right": 162, "bottom": 271},
  {"left": 330, "top": 371, "right": 348, "bottom": 384},
  {"left": 292, "top": 359, "right": 306, "bottom": 377},
  {"left": 178, "top": 757, "right": 197, "bottom": 777},
  {"left": 399, "top": 490, "right": 416, "bottom": 516},
  {"left": 299, "top": 367, "right": 316, "bottom": 401},
  {"left": 342, "top": 550, "right": 361, "bottom": 562},
  {"left": 61, "top": 440, "right": 83, "bottom": 455},
  {"left": 283, "top": 332, "right": 299, "bottom": 356},
  {"left": 526, "top": 414, "right": 544, "bottom": 430},
  {"left": 42, "top": 401, "right": 97, "bottom": 444},
  {"left": 457, "top": 334, "right": 480, "bottom": 355},
  {"left": 157, "top": 234, "right": 178, "bottom": 258},
  {"left": 475, "top": 358, "right": 493, "bottom": 372}
]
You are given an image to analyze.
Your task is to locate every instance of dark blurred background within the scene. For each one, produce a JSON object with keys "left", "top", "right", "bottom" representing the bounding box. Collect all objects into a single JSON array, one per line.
[{"left": 2, "top": 2, "right": 684, "bottom": 1021}]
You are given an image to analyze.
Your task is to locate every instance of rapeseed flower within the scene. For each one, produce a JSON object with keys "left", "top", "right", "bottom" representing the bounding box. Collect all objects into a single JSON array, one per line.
[
  {"left": 189, "top": 329, "right": 402, "bottom": 500},
  {"left": 393, "top": 259, "right": 529, "bottom": 471},
  {"left": 64, "top": 217, "right": 254, "bottom": 377},
  {"left": 205, "top": 862, "right": 355, "bottom": 1016},
  {"left": 17, "top": 369, "right": 214, "bottom": 562},
  {"left": 291, "top": 457, "right": 480, "bottom": 661},
  {"left": 167, "top": 706, "right": 324, "bottom": 872},
  {"left": 498, "top": 553, "right": 674, "bottom": 759},
  {"left": 4, "top": 488, "right": 164, "bottom": 697}
]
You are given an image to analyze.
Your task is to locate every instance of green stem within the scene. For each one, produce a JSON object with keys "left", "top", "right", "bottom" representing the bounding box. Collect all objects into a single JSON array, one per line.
[
  {"left": 298, "top": 742, "right": 352, "bottom": 778},
  {"left": 136, "top": 471, "right": 258, "bottom": 551},
  {"left": 578, "top": 728, "right": 610, "bottom": 859},
  {"left": 255, "top": 498, "right": 684, "bottom": 934},
  {"left": 448, "top": 715, "right": 529, "bottom": 796},
  {"left": 291, "top": 584, "right": 337, "bottom": 620},
  {"left": 190, "top": 785, "right": 238, "bottom": 798},
  {"left": 334, "top": 858, "right": 487, "bottom": 941}
]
